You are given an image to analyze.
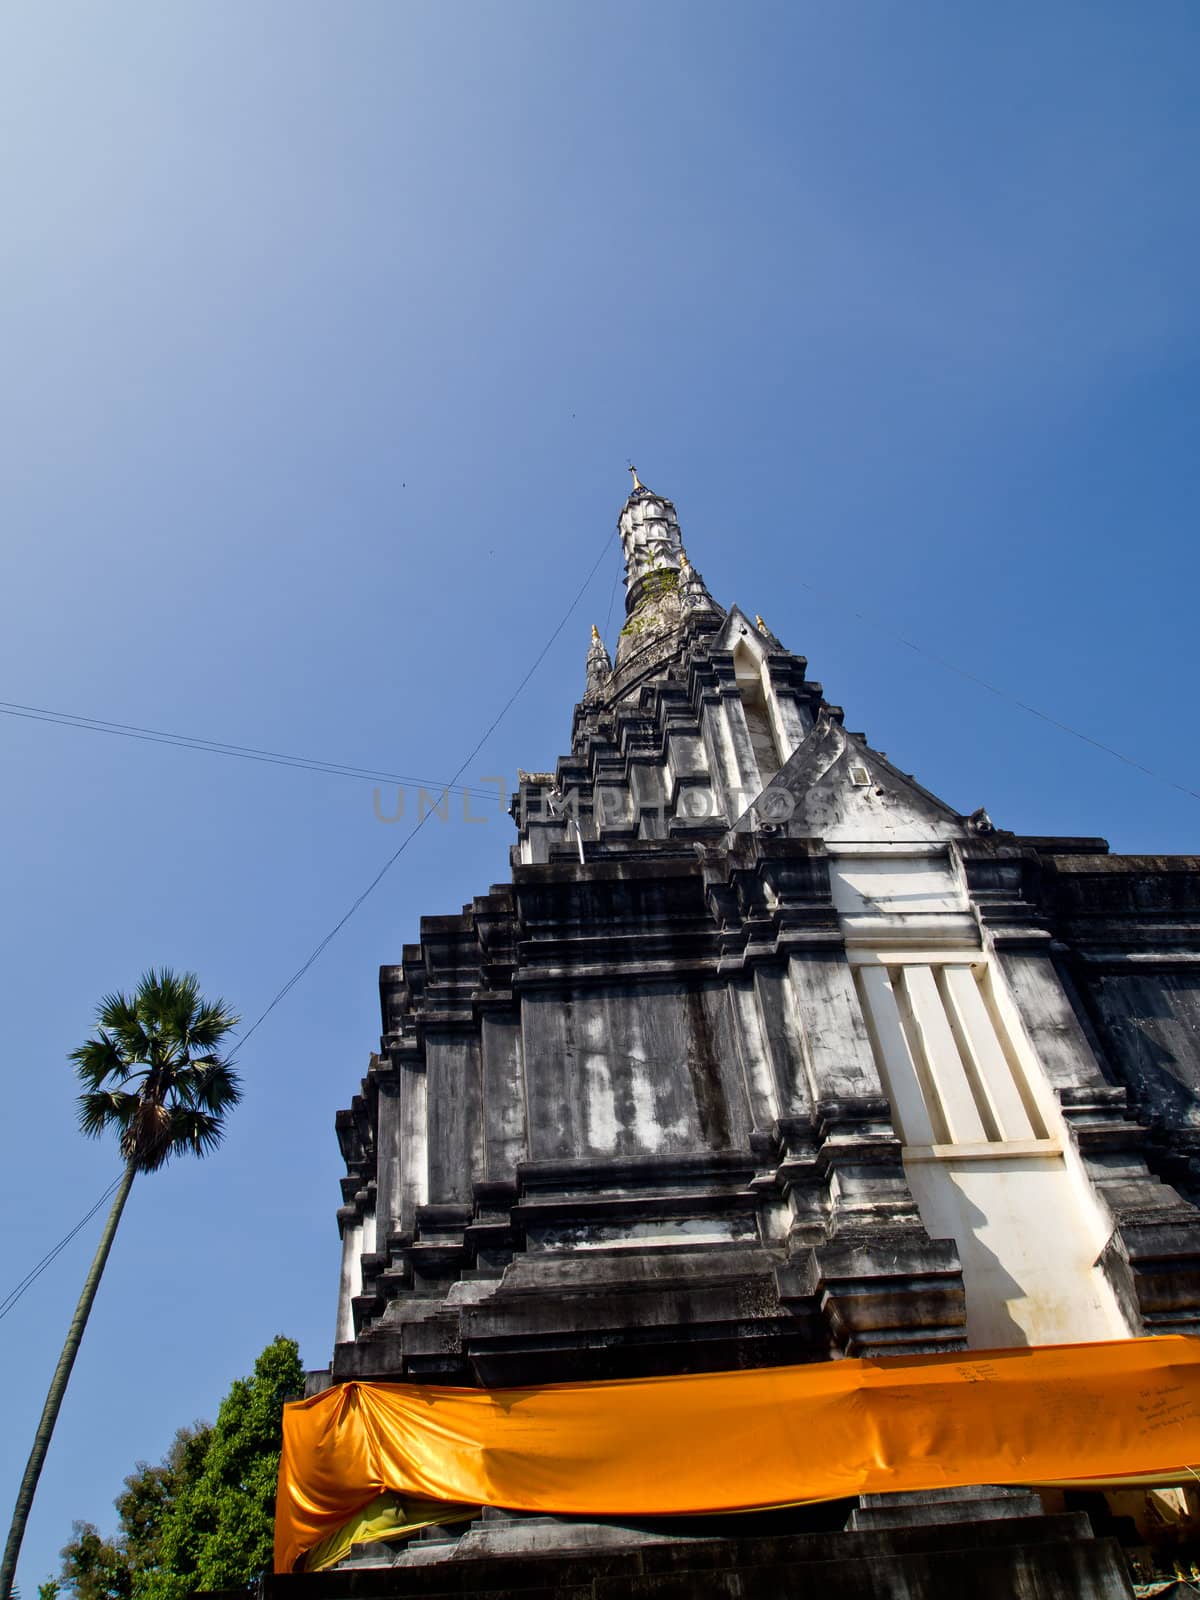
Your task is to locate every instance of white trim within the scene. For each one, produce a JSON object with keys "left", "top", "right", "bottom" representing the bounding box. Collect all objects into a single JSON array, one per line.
[
  {"left": 847, "top": 947, "right": 987, "bottom": 967},
  {"left": 825, "top": 841, "right": 950, "bottom": 858},
  {"left": 902, "top": 1139, "right": 1061, "bottom": 1163}
]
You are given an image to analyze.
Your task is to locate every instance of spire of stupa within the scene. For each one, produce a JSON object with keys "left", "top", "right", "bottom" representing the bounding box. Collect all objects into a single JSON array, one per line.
[
  {"left": 614, "top": 468, "right": 723, "bottom": 669},
  {"left": 584, "top": 622, "right": 612, "bottom": 697},
  {"left": 618, "top": 465, "right": 686, "bottom": 613}
]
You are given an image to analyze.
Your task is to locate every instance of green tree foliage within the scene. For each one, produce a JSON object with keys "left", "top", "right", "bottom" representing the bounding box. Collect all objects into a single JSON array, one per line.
[
  {"left": 54, "top": 1338, "right": 302, "bottom": 1600},
  {"left": 58, "top": 1521, "right": 135, "bottom": 1600},
  {"left": 112, "top": 1428, "right": 211, "bottom": 1585}
]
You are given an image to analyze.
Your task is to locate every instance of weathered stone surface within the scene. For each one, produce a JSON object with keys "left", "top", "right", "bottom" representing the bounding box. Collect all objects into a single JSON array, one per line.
[
  {"left": 227, "top": 1510, "right": 1134, "bottom": 1598},
  {"left": 309, "top": 481, "right": 1199, "bottom": 1592}
]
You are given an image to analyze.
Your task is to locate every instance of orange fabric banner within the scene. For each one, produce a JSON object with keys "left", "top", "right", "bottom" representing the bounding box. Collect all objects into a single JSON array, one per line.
[{"left": 275, "top": 1336, "right": 1200, "bottom": 1572}]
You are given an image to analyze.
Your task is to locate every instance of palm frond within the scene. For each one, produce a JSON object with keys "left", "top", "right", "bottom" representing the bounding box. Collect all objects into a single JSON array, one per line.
[
  {"left": 73, "top": 969, "right": 241, "bottom": 1171},
  {"left": 95, "top": 985, "right": 151, "bottom": 1049},
  {"left": 165, "top": 1107, "right": 227, "bottom": 1160},
  {"left": 186, "top": 998, "right": 240, "bottom": 1051},
  {"left": 95, "top": 990, "right": 139, "bottom": 1031},
  {"left": 175, "top": 1061, "right": 242, "bottom": 1111},
  {"left": 68, "top": 1033, "right": 128, "bottom": 1089},
  {"left": 78, "top": 1089, "right": 140, "bottom": 1139},
  {"left": 138, "top": 967, "right": 199, "bottom": 1027},
  {"left": 93, "top": 991, "right": 154, "bottom": 1060}
]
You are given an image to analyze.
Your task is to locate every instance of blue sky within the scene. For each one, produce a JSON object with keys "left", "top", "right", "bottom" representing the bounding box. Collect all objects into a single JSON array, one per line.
[{"left": 2, "top": 0, "right": 1198, "bottom": 1587}]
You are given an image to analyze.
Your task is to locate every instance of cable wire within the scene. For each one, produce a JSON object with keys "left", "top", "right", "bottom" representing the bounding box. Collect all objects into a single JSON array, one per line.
[
  {"left": 0, "top": 1175, "right": 124, "bottom": 1325},
  {"left": 237, "top": 529, "right": 613, "bottom": 1047},
  {"left": 8, "top": 578, "right": 1194, "bottom": 808},
  {"left": 9, "top": 546, "right": 1196, "bottom": 1321},
  {"left": 603, "top": 551, "right": 623, "bottom": 645},
  {"left": 794, "top": 581, "right": 1200, "bottom": 806},
  {"left": 0, "top": 701, "right": 499, "bottom": 802},
  {"left": 0, "top": 533, "right": 613, "bottom": 1317}
]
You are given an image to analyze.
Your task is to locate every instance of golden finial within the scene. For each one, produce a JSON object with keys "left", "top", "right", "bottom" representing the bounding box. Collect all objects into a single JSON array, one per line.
[
  {"left": 755, "top": 614, "right": 769, "bottom": 635},
  {"left": 591, "top": 623, "right": 601, "bottom": 643},
  {"left": 679, "top": 551, "right": 692, "bottom": 570},
  {"left": 627, "top": 463, "right": 644, "bottom": 493}
]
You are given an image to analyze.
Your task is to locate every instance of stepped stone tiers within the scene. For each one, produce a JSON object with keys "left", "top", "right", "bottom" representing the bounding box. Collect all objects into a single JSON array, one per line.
[{"left": 304, "top": 476, "right": 1200, "bottom": 1596}]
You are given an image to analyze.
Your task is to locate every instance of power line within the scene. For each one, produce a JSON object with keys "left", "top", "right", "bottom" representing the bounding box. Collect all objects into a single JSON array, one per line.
[
  {"left": 603, "top": 550, "right": 623, "bottom": 644},
  {"left": 0, "top": 1175, "right": 124, "bottom": 1325},
  {"left": 237, "top": 529, "right": 614, "bottom": 1047},
  {"left": 9, "top": 574, "right": 1194, "bottom": 811},
  {"left": 0, "top": 701, "right": 500, "bottom": 803},
  {"left": 0, "top": 532, "right": 613, "bottom": 1317},
  {"left": 9, "top": 548, "right": 1196, "bottom": 1323},
  {"left": 794, "top": 582, "right": 1200, "bottom": 807}
]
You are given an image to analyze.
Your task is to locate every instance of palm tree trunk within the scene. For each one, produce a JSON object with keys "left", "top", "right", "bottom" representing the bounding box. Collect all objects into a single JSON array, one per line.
[{"left": 0, "top": 1161, "right": 136, "bottom": 1600}]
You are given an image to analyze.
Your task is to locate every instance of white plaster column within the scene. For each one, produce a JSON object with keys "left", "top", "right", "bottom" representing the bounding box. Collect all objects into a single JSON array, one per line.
[{"left": 334, "top": 1214, "right": 364, "bottom": 1346}]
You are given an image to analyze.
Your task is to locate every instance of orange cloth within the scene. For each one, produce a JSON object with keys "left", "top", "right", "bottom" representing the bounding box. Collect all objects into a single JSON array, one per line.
[{"left": 275, "top": 1336, "right": 1200, "bottom": 1572}]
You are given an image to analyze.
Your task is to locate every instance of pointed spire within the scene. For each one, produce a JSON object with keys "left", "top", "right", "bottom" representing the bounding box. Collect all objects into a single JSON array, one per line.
[
  {"left": 617, "top": 468, "right": 685, "bottom": 611},
  {"left": 679, "top": 551, "right": 720, "bottom": 616},
  {"left": 585, "top": 621, "right": 612, "bottom": 697},
  {"left": 612, "top": 470, "right": 725, "bottom": 672}
]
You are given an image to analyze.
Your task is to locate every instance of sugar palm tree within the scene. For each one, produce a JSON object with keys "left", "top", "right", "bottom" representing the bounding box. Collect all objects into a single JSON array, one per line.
[{"left": 1, "top": 970, "right": 240, "bottom": 1600}]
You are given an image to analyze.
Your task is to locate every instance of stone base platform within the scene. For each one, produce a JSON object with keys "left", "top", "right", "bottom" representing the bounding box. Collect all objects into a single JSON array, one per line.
[{"left": 211, "top": 1508, "right": 1135, "bottom": 1599}]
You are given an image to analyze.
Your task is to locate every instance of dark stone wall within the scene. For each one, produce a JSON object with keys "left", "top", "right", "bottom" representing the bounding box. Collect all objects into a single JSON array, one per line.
[
  {"left": 244, "top": 1510, "right": 1135, "bottom": 1599},
  {"left": 309, "top": 543, "right": 1200, "bottom": 1594},
  {"left": 1039, "top": 853, "right": 1200, "bottom": 1204},
  {"left": 1086, "top": 971, "right": 1200, "bottom": 1129}
]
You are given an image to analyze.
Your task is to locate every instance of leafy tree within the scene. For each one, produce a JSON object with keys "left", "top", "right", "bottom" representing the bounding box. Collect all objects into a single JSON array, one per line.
[
  {"left": 56, "top": 1425, "right": 213, "bottom": 1600},
  {"left": 139, "top": 1338, "right": 303, "bottom": 1600},
  {"left": 57, "top": 1522, "right": 132, "bottom": 1600},
  {"left": 53, "top": 1338, "right": 302, "bottom": 1600},
  {"left": 114, "top": 1428, "right": 211, "bottom": 1582},
  {"left": 2, "top": 972, "right": 240, "bottom": 1600}
]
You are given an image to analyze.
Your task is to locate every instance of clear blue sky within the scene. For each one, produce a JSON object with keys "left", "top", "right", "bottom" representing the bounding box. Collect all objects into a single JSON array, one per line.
[{"left": 2, "top": 1, "right": 1198, "bottom": 1587}]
